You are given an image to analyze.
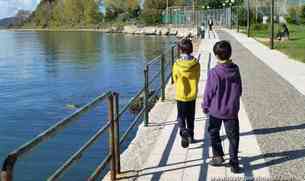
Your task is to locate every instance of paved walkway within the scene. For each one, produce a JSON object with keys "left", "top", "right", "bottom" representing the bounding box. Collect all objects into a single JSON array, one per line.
[
  {"left": 108, "top": 29, "right": 305, "bottom": 181},
  {"left": 131, "top": 31, "right": 270, "bottom": 181},
  {"left": 218, "top": 30, "right": 305, "bottom": 180}
]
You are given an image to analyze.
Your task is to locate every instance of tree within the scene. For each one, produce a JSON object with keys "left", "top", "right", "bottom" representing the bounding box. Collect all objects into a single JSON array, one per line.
[
  {"left": 50, "top": 1, "right": 64, "bottom": 27},
  {"left": 63, "top": 0, "right": 83, "bottom": 26},
  {"left": 84, "top": 0, "right": 101, "bottom": 25},
  {"left": 127, "top": 0, "right": 141, "bottom": 18},
  {"left": 32, "top": 0, "right": 55, "bottom": 27},
  {"left": 141, "top": 0, "right": 181, "bottom": 24},
  {"left": 104, "top": 0, "right": 127, "bottom": 15}
]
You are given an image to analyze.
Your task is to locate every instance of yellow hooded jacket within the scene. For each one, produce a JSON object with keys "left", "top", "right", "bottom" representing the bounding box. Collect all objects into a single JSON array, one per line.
[{"left": 173, "top": 59, "right": 201, "bottom": 102}]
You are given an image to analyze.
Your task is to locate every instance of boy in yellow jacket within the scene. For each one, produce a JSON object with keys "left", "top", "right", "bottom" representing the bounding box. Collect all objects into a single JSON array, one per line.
[{"left": 173, "top": 38, "right": 201, "bottom": 148}]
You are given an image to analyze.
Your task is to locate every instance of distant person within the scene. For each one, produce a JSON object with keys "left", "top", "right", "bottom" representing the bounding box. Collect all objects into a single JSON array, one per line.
[
  {"left": 276, "top": 24, "right": 289, "bottom": 41},
  {"left": 173, "top": 38, "right": 201, "bottom": 148},
  {"left": 208, "top": 18, "right": 214, "bottom": 31},
  {"left": 200, "top": 22, "right": 205, "bottom": 39},
  {"left": 202, "top": 40, "right": 242, "bottom": 173}
]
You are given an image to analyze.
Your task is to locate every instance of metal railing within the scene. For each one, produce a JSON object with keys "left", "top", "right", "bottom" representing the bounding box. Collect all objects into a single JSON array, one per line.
[{"left": 1, "top": 45, "right": 179, "bottom": 181}]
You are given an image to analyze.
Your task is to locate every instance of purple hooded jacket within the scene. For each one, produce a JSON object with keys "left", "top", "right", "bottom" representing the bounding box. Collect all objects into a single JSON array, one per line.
[{"left": 202, "top": 63, "right": 242, "bottom": 119}]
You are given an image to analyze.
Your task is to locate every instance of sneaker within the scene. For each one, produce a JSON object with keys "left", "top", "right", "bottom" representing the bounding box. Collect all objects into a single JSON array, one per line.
[
  {"left": 181, "top": 131, "right": 190, "bottom": 148},
  {"left": 230, "top": 164, "right": 242, "bottom": 174},
  {"left": 209, "top": 156, "right": 225, "bottom": 167}
]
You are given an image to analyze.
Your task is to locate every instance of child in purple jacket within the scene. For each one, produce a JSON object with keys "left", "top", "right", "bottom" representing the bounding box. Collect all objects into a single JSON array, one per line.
[{"left": 202, "top": 40, "right": 242, "bottom": 173}]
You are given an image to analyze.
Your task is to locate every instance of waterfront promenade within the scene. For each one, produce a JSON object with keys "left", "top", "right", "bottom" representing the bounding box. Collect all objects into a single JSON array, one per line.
[{"left": 105, "top": 29, "right": 305, "bottom": 181}]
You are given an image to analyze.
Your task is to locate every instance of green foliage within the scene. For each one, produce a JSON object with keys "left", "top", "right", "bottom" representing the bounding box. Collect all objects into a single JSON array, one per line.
[
  {"left": 27, "top": 0, "right": 102, "bottom": 28},
  {"left": 63, "top": 0, "right": 83, "bottom": 26},
  {"left": 141, "top": 9, "right": 162, "bottom": 25},
  {"left": 253, "top": 23, "right": 268, "bottom": 31},
  {"left": 301, "top": 5, "right": 305, "bottom": 23},
  {"left": 127, "top": 0, "right": 141, "bottom": 18},
  {"left": 198, "top": 0, "right": 244, "bottom": 8},
  {"left": 50, "top": 1, "right": 64, "bottom": 27},
  {"left": 83, "top": 0, "right": 101, "bottom": 25},
  {"left": 141, "top": 0, "right": 182, "bottom": 25},
  {"left": 104, "top": 0, "right": 140, "bottom": 21},
  {"left": 286, "top": 6, "right": 302, "bottom": 25},
  {"left": 31, "top": 1, "right": 54, "bottom": 27}
]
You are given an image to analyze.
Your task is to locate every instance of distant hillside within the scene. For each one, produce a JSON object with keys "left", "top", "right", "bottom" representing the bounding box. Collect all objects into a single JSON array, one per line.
[
  {"left": 25, "top": 0, "right": 102, "bottom": 28},
  {"left": 0, "top": 10, "right": 31, "bottom": 28}
]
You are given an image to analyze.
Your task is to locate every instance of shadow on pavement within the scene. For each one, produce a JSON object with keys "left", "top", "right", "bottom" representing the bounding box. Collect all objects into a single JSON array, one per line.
[
  {"left": 240, "top": 122, "right": 305, "bottom": 136},
  {"left": 241, "top": 148, "right": 305, "bottom": 178}
]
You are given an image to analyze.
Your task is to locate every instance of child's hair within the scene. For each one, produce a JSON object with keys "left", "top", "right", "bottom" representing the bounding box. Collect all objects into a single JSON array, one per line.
[
  {"left": 213, "top": 40, "right": 232, "bottom": 60},
  {"left": 178, "top": 38, "right": 193, "bottom": 54}
]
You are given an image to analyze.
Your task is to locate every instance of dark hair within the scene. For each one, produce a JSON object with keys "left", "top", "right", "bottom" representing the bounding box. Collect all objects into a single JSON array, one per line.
[
  {"left": 178, "top": 38, "right": 193, "bottom": 54},
  {"left": 213, "top": 40, "right": 232, "bottom": 60}
]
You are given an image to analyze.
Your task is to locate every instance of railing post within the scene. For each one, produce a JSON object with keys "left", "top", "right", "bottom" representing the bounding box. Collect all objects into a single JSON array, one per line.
[
  {"left": 1, "top": 154, "right": 17, "bottom": 181},
  {"left": 107, "top": 94, "right": 116, "bottom": 181},
  {"left": 112, "top": 92, "right": 120, "bottom": 174},
  {"left": 171, "top": 46, "right": 175, "bottom": 84},
  {"left": 144, "top": 65, "right": 149, "bottom": 127},
  {"left": 160, "top": 54, "right": 165, "bottom": 101}
]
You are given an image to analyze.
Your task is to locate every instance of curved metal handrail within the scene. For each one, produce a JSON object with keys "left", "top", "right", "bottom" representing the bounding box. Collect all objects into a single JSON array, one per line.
[
  {"left": 1, "top": 44, "right": 179, "bottom": 181},
  {"left": 1, "top": 91, "right": 112, "bottom": 181}
]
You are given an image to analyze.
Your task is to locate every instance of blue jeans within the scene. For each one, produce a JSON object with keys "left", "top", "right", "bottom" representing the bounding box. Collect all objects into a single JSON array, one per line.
[
  {"left": 208, "top": 115, "right": 240, "bottom": 165},
  {"left": 177, "top": 100, "right": 196, "bottom": 138}
]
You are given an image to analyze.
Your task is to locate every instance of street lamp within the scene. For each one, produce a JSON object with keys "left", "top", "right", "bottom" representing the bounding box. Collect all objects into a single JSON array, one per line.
[
  {"left": 271, "top": 0, "right": 275, "bottom": 49},
  {"left": 202, "top": 5, "right": 210, "bottom": 30},
  {"left": 247, "top": 0, "right": 250, "bottom": 37},
  {"left": 166, "top": 0, "right": 169, "bottom": 24},
  {"left": 223, "top": 0, "right": 235, "bottom": 29}
]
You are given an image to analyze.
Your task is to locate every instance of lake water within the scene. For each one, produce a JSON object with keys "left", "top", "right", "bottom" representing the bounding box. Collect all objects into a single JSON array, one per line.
[{"left": 0, "top": 31, "right": 175, "bottom": 180}]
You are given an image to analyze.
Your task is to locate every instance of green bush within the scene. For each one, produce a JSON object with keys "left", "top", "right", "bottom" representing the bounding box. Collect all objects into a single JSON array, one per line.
[
  {"left": 287, "top": 6, "right": 301, "bottom": 24},
  {"left": 253, "top": 23, "right": 268, "bottom": 31},
  {"left": 141, "top": 9, "right": 162, "bottom": 25}
]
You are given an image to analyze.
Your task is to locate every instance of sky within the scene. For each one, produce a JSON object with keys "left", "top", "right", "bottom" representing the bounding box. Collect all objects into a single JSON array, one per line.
[{"left": 0, "top": 0, "right": 41, "bottom": 19}]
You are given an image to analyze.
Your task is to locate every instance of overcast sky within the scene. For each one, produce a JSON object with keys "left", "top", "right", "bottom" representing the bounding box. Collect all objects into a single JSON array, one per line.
[{"left": 0, "top": 0, "right": 41, "bottom": 19}]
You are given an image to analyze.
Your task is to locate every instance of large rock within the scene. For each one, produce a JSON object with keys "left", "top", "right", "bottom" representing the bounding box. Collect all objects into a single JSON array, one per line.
[
  {"left": 134, "top": 28, "right": 144, "bottom": 35},
  {"left": 143, "top": 27, "right": 156, "bottom": 35},
  {"left": 155, "top": 28, "right": 162, "bottom": 35},
  {"left": 111, "top": 26, "right": 123, "bottom": 33},
  {"left": 176, "top": 28, "right": 196, "bottom": 38},
  {"left": 159, "top": 27, "right": 169, "bottom": 36},
  {"left": 123, "top": 25, "right": 138, "bottom": 34},
  {"left": 169, "top": 28, "right": 178, "bottom": 35}
]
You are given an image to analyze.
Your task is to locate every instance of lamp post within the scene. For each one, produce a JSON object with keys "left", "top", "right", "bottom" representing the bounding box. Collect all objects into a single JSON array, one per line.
[
  {"left": 271, "top": 0, "right": 275, "bottom": 49},
  {"left": 247, "top": 0, "right": 250, "bottom": 37},
  {"left": 166, "top": 0, "right": 169, "bottom": 24},
  {"left": 203, "top": 5, "right": 210, "bottom": 30},
  {"left": 223, "top": 0, "right": 235, "bottom": 29}
]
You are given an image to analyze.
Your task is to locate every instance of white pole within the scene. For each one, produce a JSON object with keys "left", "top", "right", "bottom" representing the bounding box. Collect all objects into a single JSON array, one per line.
[{"left": 166, "top": 0, "right": 169, "bottom": 24}]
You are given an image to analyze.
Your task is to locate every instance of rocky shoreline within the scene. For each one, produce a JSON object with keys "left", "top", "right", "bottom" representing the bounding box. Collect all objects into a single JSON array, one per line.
[
  {"left": 6, "top": 25, "right": 198, "bottom": 38},
  {"left": 120, "top": 25, "right": 197, "bottom": 38}
]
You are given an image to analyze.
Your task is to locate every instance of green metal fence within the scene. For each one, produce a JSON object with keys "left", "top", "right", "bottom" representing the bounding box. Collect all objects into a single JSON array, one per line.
[{"left": 162, "top": 7, "right": 232, "bottom": 28}]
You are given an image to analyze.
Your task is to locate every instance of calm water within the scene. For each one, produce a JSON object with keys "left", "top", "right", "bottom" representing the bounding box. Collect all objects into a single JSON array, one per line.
[{"left": 0, "top": 31, "right": 175, "bottom": 180}]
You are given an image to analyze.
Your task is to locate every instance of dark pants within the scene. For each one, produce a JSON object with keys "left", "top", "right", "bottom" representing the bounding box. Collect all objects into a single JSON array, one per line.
[
  {"left": 209, "top": 25, "right": 213, "bottom": 31},
  {"left": 208, "top": 115, "right": 240, "bottom": 165},
  {"left": 200, "top": 30, "right": 205, "bottom": 39},
  {"left": 177, "top": 100, "right": 196, "bottom": 138}
]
